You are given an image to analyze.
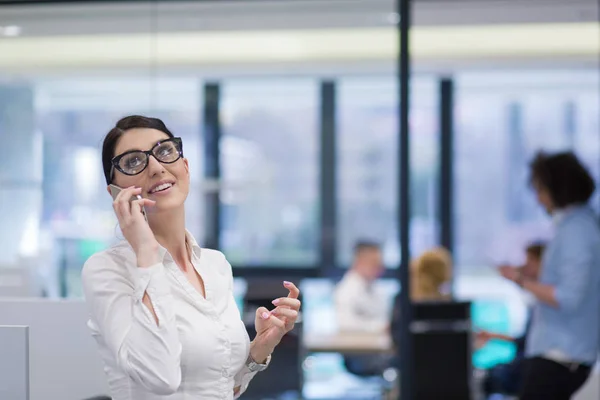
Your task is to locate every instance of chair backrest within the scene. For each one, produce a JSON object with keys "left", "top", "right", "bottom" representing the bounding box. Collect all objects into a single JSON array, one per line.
[
  {"left": 0, "top": 325, "right": 29, "bottom": 400},
  {"left": 0, "top": 299, "right": 108, "bottom": 400},
  {"left": 410, "top": 301, "right": 473, "bottom": 400}
]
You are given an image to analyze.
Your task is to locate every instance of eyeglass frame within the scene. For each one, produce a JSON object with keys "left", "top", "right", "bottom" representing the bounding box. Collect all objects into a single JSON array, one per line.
[{"left": 109, "top": 137, "right": 184, "bottom": 181}]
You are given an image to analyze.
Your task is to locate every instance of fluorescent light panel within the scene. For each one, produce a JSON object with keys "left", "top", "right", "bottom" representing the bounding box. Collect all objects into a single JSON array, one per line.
[{"left": 0, "top": 23, "right": 597, "bottom": 69}]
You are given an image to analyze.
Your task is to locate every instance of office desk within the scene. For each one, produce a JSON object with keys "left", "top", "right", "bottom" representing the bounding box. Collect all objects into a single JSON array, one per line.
[{"left": 302, "top": 332, "right": 393, "bottom": 355}]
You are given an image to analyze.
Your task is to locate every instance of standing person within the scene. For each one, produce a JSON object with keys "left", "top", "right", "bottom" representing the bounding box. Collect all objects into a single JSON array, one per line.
[
  {"left": 82, "top": 116, "right": 301, "bottom": 400},
  {"left": 477, "top": 242, "right": 545, "bottom": 398},
  {"left": 502, "top": 151, "right": 600, "bottom": 400}
]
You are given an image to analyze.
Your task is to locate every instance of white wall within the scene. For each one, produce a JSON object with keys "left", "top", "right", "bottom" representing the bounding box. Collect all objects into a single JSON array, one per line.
[{"left": 0, "top": 299, "right": 108, "bottom": 400}]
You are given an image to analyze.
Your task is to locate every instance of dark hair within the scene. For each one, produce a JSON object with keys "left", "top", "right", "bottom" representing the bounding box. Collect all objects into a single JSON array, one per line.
[
  {"left": 529, "top": 151, "right": 595, "bottom": 208},
  {"left": 353, "top": 240, "right": 381, "bottom": 255},
  {"left": 525, "top": 242, "right": 546, "bottom": 260},
  {"left": 102, "top": 115, "right": 174, "bottom": 185}
]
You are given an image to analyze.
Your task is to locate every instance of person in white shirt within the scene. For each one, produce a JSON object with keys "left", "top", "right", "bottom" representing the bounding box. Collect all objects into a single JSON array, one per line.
[
  {"left": 334, "top": 241, "right": 387, "bottom": 333},
  {"left": 334, "top": 241, "right": 389, "bottom": 375},
  {"left": 82, "top": 115, "right": 301, "bottom": 400}
]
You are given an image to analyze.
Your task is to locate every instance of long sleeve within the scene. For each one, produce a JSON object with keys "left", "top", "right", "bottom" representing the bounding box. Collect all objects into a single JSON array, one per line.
[
  {"left": 226, "top": 270, "right": 262, "bottom": 399},
  {"left": 232, "top": 363, "right": 259, "bottom": 399},
  {"left": 81, "top": 254, "right": 183, "bottom": 395},
  {"left": 554, "top": 220, "right": 594, "bottom": 312}
]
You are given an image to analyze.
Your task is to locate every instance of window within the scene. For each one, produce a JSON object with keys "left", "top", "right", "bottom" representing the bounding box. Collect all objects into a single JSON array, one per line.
[
  {"left": 455, "top": 70, "right": 600, "bottom": 272},
  {"left": 336, "top": 76, "right": 439, "bottom": 267},
  {"left": 0, "top": 76, "right": 203, "bottom": 297},
  {"left": 220, "top": 79, "right": 320, "bottom": 266}
]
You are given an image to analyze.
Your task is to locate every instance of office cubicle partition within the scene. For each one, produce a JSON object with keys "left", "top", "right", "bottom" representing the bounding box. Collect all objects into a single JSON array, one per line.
[
  {"left": 0, "top": 299, "right": 107, "bottom": 400},
  {"left": 0, "top": 325, "right": 29, "bottom": 400}
]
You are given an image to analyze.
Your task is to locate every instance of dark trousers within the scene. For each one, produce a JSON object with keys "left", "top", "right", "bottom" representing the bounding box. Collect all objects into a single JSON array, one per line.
[
  {"left": 344, "top": 354, "right": 395, "bottom": 377},
  {"left": 483, "top": 358, "right": 524, "bottom": 396},
  {"left": 519, "top": 357, "right": 592, "bottom": 400}
]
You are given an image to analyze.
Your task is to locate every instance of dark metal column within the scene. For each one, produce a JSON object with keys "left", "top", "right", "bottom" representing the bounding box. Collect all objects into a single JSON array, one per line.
[
  {"left": 319, "top": 81, "right": 337, "bottom": 274},
  {"left": 439, "top": 78, "right": 454, "bottom": 254},
  {"left": 397, "top": 0, "right": 413, "bottom": 399},
  {"left": 202, "top": 82, "right": 221, "bottom": 250}
]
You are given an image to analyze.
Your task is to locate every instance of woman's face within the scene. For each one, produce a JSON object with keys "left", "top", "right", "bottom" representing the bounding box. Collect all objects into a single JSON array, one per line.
[{"left": 109, "top": 128, "right": 190, "bottom": 214}]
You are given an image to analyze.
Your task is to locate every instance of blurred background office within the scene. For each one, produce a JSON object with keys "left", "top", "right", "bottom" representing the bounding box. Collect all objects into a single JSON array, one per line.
[{"left": 0, "top": 0, "right": 599, "bottom": 399}]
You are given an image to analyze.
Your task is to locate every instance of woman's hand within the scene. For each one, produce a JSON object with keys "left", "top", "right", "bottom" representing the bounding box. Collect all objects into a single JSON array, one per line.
[
  {"left": 498, "top": 265, "right": 521, "bottom": 284},
  {"left": 250, "top": 281, "right": 301, "bottom": 362},
  {"left": 474, "top": 330, "right": 494, "bottom": 348},
  {"left": 112, "top": 186, "right": 159, "bottom": 267}
]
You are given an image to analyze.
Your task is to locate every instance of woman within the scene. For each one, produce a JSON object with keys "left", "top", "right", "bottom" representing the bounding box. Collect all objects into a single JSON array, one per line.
[
  {"left": 504, "top": 151, "right": 600, "bottom": 400},
  {"left": 82, "top": 115, "right": 301, "bottom": 400},
  {"left": 409, "top": 247, "right": 452, "bottom": 301},
  {"left": 390, "top": 247, "right": 453, "bottom": 358}
]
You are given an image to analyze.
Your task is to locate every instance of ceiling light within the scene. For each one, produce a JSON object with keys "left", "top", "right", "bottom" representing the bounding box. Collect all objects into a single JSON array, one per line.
[{"left": 1, "top": 26, "right": 22, "bottom": 37}]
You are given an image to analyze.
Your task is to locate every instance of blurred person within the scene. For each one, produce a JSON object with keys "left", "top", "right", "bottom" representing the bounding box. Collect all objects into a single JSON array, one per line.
[
  {"left": 477, "top": 242, "right": 545, "bottom": 398},
  {"left": 502, "top": 151, "right": 600, "bottom": 400},
  {"left": 390, "top": 247, "right": 453, "bottom": 348},
  {"left": 408, "top": 247, "right": 453, "bottom": 302},
  {"left": 335, "top": 240, "right": 386, "bottom": 333},
  {"left": 81, "top": 116, "right": 300, "bottom": 400},
  {"left": 334, "top": 240, "right": 388, "bottom": 376}
]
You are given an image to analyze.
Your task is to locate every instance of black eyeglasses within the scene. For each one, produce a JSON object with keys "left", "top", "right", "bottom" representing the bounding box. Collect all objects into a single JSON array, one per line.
[{"left": 110, "top": 137, "right": 183, "bottom": 179}]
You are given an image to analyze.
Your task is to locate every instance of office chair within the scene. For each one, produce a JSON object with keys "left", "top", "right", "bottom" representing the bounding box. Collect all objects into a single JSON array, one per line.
[{"left": 410, "top": 301, "right": 473, "bottom": 400}]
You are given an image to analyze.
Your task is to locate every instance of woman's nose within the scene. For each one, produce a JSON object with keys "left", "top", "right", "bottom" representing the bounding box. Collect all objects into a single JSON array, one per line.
[{"left": 146, "top": 155, "right": 166, "bottom": 176}]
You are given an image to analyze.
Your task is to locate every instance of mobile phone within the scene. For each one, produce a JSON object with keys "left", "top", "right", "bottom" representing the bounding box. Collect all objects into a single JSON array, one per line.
[{"left": 109, "top": 184, "right": 148, "bottom": 221}]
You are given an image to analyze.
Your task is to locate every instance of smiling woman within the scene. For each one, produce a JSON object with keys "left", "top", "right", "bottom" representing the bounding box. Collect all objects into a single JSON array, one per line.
[{"left": 79, "top": 115, "right": 302, "bottom": 400}]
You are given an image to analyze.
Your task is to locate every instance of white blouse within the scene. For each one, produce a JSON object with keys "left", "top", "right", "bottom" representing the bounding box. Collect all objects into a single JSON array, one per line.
[{"left": 81, "top": 232, "right": 260, "bottom": 400}]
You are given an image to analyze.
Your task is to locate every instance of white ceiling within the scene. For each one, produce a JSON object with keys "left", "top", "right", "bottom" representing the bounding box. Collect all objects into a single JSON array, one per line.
[
  {"left": 0, "top": 0, "right": 597, "bottom": 36},
  {"left": 0, "top": 0, "right": 597, "bottom": 75}
]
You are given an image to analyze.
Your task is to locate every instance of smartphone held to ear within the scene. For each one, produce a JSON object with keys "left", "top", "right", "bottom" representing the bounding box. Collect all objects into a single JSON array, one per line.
[{"left": 109, "top": 184, "right": 148, "bottom": 221}]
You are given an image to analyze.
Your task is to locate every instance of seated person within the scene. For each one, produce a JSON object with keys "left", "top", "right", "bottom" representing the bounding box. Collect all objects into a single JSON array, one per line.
[
  {"left": 390, "top": 247, "right": 453, "bottom": 349},
  {"left": 334, "top": 240, "right": 388, "bottom": 376},
  {"left": 477, "top": 242, "right": 545, "bottom": 398}
]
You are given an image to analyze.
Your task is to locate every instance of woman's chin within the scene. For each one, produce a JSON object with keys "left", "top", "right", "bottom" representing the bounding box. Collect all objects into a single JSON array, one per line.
[{"left": 149, "top": 197, "right": 185, "bottom": 213}]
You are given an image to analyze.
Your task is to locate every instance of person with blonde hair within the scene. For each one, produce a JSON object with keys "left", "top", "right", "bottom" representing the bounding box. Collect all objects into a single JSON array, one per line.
[
  {"left": 389, "top": 247, "right": 453, "bottom": 366},
  {"left": 410, "top": 247, "right": 453, "bottom": 301}
]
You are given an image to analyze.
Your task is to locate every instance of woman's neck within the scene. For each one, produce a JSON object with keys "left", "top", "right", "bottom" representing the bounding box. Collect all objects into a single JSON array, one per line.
[{"left": 148, "top": 207, "right": 191, "bottom": 269}]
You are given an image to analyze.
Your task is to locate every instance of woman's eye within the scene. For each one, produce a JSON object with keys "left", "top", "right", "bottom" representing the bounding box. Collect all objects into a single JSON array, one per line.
[
  {"left": 125, "top": 155, "right": 144, "bottom": 168},
  {"left": 158, "top": 145, "right": 174, "bottom": 156}
]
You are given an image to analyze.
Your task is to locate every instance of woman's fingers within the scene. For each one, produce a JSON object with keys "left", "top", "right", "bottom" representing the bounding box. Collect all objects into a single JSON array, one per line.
[
  {"left": 271, "top": 297, "right": 301, "bottom": 310},
  {"left": 131, "top": 198, "right": 155, "bottom": 220},
  {"left": 113, "top": 187, "right": 154, "bottom": 224},
  {"left": 284, "top": 281, "right": 300, "bottom": 299},
  {"left": 271, "top": 307, "right": 298, "bottom": 320},
  {"left": 113, "top": 187, "right": 138, "bottom": 221},
  {"left": 255, "top": 306, "right": 286, "bottom": 331},
  {"left": 267, "top": 314, "right": 286, "bottom": 330}
]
